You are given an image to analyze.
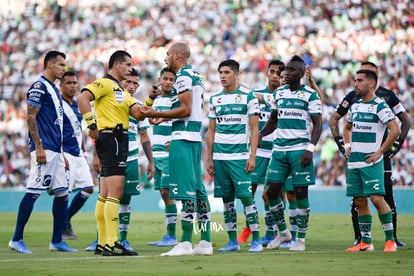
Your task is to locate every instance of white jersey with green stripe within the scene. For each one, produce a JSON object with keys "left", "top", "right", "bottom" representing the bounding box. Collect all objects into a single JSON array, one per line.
[
  {"left": 152, "top": 94, "right": 173, "bottom": 159},
  {"left": 272, "top": 84, "right": 322, "bottom": 151},
  {"left": 171, "top": 64, "right": 204, "bottom": 142},
  {"left": 208, "top": 86, "right": 260, "bottom": 160},
  {"left": 255, "top": 86, "right": 275, "bottom": 158},
  {"left": 128, "top": 101, "right": 149, "bottom": 162},
  {"left": 346, "top": 96, "right": 395, "bottom": 169}
]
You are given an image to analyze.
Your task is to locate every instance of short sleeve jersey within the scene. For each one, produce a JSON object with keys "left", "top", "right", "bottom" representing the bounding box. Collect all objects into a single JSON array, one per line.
[
  {"left": 208, "top": 86, "right": 260, "bottom": 160},
  {"left": 171, "top": 64, "right": 204, "bottom": 142},
  {"left": 254, "top": 86, "right": 275, "bottom": 158},
  {"left": 62, "top": 98, "right": 83, "bottom": 157},
  {"left": 83, "top": 75, "right": 136, "bottom": 130},
  {"left": 26, "top": 76, "right": 63, "bottom": 152},
  {"left": 127, "top": 101, "right": 149, "bottom": 162},
  {"left": 345, "top": 97, "right": 395, "bottom": 169},
  {"left": 272, "top": 84, "right": 322, "bottom": 151},
  {"left": 152, "top": 94, "right": 173, "bottom": 159}
]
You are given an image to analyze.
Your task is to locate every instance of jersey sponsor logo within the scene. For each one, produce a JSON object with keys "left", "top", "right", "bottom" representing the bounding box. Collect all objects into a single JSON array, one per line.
[
  {"left": 280, "top": 110, "right": 303, "bottom": 118},
  {"left": 176, "top": 79, "right": 186, "bottom": 90},
  {"left": 43, "top": 175, "right": 52, "bottom": 187},
  {"left": 353, "top": 123, "right": 372, "bottom": 131},
  {"left": 114, "top": 88, "right": 123, "bottom": 103},
  {"left": 217, "top": 116, "right": 242, "bottom": 123}
]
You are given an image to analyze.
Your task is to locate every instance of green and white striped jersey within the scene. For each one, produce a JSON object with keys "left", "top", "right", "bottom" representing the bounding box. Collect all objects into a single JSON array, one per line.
[
  {"left": 272, "top": 84, "right": 322, "bottom": 151},
  {"left": 208, "top": 86, "right": 260, "bottom": 160},
  {"left": 171, "top": 64, "right": 204, "bottom": 142},
  {"left": 151, "top": 94, "right": 173, "bottom": 159},
  {"left": 346, "top": 96, "right": 395, "bottom": 169},
  {"left": 128, "top": 111, "right": 150, "bottom": 162},
  {"left": 255, "top": 86, "right": 275, "bottom": 158}
]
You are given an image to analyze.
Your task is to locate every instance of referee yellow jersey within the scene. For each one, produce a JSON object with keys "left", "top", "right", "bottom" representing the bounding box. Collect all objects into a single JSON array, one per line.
[{"left": 84, "top": 75, "right": 136, "bottom": 130}]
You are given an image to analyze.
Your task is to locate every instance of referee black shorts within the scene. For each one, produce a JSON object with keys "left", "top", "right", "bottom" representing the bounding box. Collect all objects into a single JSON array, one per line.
[{"left": 96, "top": 130, "right": 128, "bottom": 177}]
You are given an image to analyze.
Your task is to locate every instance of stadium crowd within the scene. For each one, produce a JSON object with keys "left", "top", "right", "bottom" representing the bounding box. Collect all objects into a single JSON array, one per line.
[{"left": 1, "top": 0, "right": 413, "bottom": 189}]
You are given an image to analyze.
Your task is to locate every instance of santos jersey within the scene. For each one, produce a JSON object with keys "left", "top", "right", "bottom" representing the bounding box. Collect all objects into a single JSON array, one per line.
[
  {"left": 272, "top": 84, "right": 322, "bottom": 151},
  {"left": 26, "top": 76, "right": 63, "bottom": 153},
  {"left": 152, "top": 94, "right": 173, "bottom": 159},
  {"left": 128, "top": 101, "right": 149, "bottom": 162},
  {"left": 62, "top": 98, "right": 83, "bottom": 157},
  {"left": 170, "top": 64, "right": 204, "bottom": 142},
  {"left": 254, "top": 86, "right": 275, "bottom": 158},
  {"left": 208, "top": 86, "right": 259, "bottom": 160},
  {"left": 345, "top": 97, "right": 395, "bottom": 169}
]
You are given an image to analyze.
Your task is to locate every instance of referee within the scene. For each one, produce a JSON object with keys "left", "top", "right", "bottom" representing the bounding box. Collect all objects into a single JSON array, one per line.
[{"left": 78, "top": 50, "right": 144, "bottom": 256}]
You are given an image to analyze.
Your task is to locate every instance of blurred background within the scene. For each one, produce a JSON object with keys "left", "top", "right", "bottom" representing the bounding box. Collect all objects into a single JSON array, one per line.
[{"left": 0, "top": 0, "right": 413, "bottom": 189}]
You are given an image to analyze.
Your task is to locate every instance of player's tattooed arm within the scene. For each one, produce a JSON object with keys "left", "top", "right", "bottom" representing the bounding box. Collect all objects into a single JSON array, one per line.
[{"left": 27, "top": 104, "right": 42, "bottom": 148}]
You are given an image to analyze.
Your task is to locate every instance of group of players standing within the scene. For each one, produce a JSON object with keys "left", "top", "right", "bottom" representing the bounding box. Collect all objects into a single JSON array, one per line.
[{"left": 8, "top": 41, "right": 408, "bottom": 256}]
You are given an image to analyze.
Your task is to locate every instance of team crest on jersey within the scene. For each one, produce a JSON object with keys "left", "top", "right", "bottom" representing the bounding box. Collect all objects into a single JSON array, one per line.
[
  {"left": 33, "top": 82, "right": 42, "bottom": 88},
  {"left": 298, "top": 91, "right": 305, "bottom": 99},
  {"left": 341, "top": 100, "right": 349, "bottom": 108},
  {"left": 367, "top": 104, "right": 375, "bottom": 113},
  {"left": 235, "top": 94, "right": 242, "bottom": 103}
]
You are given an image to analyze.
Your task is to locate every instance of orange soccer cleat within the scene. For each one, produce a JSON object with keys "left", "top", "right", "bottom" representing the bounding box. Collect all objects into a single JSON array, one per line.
[
  {"left": 346, "top": 241, "right": 374, "bottom": 252},
  {"left": 237, "top": 227, "right": 251, "bottom": 243}
]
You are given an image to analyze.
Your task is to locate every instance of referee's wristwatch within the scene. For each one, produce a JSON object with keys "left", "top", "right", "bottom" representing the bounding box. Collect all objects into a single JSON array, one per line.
[{"left": 88, "top": 123, "right": 97, "bottom": 130}]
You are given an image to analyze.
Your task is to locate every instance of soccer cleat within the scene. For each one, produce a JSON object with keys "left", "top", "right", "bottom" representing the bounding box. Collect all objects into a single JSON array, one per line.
[
  {"left": 237, "top": 227, "right": 251, "bottom": 243},
  {"left": 280, "top": 239, "right": 295, "bottom": 249},
  {"left": 218, "top": 240, "right": 240, "bottom": 252},
  {"left": 49, "top": 241, "right": 78, "bottom": 252},
  {"left": 120, "top": 240, "right": 134, "bottom": 251},
  {"left": 289, "top": 239, "right": 306, "bottom": 251},
  {"left": 395, "top": 239, "right": 405, "bottom": 247},
  {"left": 192, "top": 240, "right": 213, "bottom": 256},
  {"left": 383, "top": 240, "right": 397, "bottom": 252},
  {"left": 157, "top": 235, "right": 178, "bottom": 247},
  {"left": 8, "top": 239, "right": 32, "bottom": 254},
  {"left": 102, "top": 241, "right": 138, "bottom": 256},
  {"left": 248, "top": 240, "right": 263, "bottom": 253},
  {"left": 160, "top": 241, "right": 193, "bottom": 256},
  {"left": 259, "top": 236, "right": 275, "bottom": 247},
  {"left": 85, "top": 240, "right": 98, "bottom": 251},
  {"left": 94, "top": 244, "right": 105, "bottom": 255},
  {"left": 267, "top": 231, "right": 292, "bottom": 250},
  {"left": 346, "top": 242, "right": 374, "bottom": 252}
]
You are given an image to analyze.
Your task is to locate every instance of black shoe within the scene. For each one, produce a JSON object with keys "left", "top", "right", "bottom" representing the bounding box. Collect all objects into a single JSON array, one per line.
[
  {"left": 395, "top": 239, "right": 406, "bottom": 247},
  {"left": 94, "top": 244, "right": 105, "bottom": 255},
  {"left": 102, "top": 241, "right": 138, "bottom": 256},
  {"left": 353, "top": 237, "right": 361, "bottom": 246}
]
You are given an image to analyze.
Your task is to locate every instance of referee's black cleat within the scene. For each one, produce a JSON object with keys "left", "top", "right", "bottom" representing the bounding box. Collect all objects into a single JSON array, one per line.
[
  {"left": 395, "top": 239, "right": 406, "bottom": 247},
  {"left": 102, "top": 241, "right": 138, "bottom": 256}
]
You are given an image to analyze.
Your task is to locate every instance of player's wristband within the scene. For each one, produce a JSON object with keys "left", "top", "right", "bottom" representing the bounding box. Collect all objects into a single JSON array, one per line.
[
  {"left": 83, "top": 111, "right": 96, "bottom": 127},
  {"left": 306, "top": 143, "right": 315, "bottom": 153},
  {"left": 145, "top": 96, "right": 154, "bottom": 107}
]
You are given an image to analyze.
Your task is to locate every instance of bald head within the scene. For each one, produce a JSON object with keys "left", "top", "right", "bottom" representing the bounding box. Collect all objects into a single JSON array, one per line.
[{"left": 170, "top": 42, "right": 191, "bottom": 59}]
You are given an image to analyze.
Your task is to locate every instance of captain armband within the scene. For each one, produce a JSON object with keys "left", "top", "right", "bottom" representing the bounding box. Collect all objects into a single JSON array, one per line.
[{"left": 145, "top": 96, "right": 155, "bottom": 107}]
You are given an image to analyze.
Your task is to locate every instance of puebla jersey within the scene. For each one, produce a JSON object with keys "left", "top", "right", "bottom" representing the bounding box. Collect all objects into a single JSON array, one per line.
[
  {"left": 152, "top": 94, "right": 173, "bottom": 159},
  {"left": 83, "top": 75, "right": 136, "bottom": 130},
  {"left": 345, "top": 97, "right": 395, "bottom": 169},
  {"left": 255, "top": 86, "right": 275, "bottom": 158},
  {"left": 171, "top": 64, "right": 204, "bottom": 142},
  {"left": 208, "top": 86, "right": 260, "bottom": 160},
  {"left": 128, "top": 100, "right": 149, "bottom": 162},
  {"left": 27, "top": 76, "right": 63, "bottom": 152},
  {"left": 272, "top": 84, "right": 322, "bottom": 151},
  {"left": 62, "top": 98, "right": 83, "bottom": 156}
]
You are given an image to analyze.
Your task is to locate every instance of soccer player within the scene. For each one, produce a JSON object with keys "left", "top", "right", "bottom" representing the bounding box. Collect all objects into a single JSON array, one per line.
[
  {"left": 206, "top": 59, "right": 262, "bottom": 253},
  {"left": 78, "top": 50, "right": 145, "bottom": 256},
  {"left": 328, "top": 61, "right": 410, "bottom": 246},
  {"left": 60, "top": 71, "right": 94, "bottom": 240},
  {"left": 118, "top": 68, "right": 154, "bottom": 251},
  {"left": 260, "top": 55, "right": 322, "bottom": 251},
  {"left": 9, "top": 50, "right": 77, "bottom": 253},
  {"left": 237, "top": 60, "right": 285, "bottom": 247},
  {"left": 147, "top": 67, "right": 179, "bottom": 247},
  {"left": 343, "top": 69, "right": 400, "bottom": 252},
  {"left": 140, "top": 42, "right": 213, "bottom": 256}
]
